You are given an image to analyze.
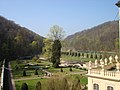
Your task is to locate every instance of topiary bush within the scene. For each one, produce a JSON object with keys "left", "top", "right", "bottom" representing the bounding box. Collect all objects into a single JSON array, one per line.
[
  {"left": 23, "top": 70, "right": 26, "bottom": 76},
  {"left": 60, "top": 68, "right": 63, "bottom": 72},
  {"left": 35, "top": 69, "right": 38, "bottom": 75},
  {"left": 21, "top": 83, "right": 28, "bottom": 90},
  {"left": 70, "top": 67, "right": 72, "bottom": 72}
]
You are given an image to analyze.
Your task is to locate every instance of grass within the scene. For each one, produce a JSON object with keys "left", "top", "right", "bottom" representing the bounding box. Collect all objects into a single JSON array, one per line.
[
  {"left": 15, "top": 78, "right": 47, "bottom": 90},
  {"left": 61, "top": 55, "right": 95, "bottom": 62}
]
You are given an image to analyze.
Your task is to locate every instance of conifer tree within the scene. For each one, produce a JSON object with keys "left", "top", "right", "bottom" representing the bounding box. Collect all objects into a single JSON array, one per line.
[{"left": 51, "top": 40, "right": 61, "bottom": 68}]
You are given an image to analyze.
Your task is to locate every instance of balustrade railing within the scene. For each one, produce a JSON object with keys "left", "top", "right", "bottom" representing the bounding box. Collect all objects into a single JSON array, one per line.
[{"left": 89, "top": 69, "right": 120, "bottom": 78}]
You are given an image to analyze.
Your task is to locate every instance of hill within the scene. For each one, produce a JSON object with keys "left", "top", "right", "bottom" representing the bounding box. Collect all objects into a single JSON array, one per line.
[
  {"left": 64, "top": 21, "right": 118, "bottom": 52},
  {"left": 0, "top": 16, "right": 44, "bottom": 60}
]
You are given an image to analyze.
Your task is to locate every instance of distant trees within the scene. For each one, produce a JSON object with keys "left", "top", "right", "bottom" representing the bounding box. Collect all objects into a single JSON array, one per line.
[{"left": 61, "top": 50, "right": 114, "bottom": 60}]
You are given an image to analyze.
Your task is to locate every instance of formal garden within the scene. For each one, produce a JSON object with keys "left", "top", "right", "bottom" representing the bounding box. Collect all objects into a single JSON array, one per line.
[{"left": 10, "top": 56, "right": 88, "bottom": 90}]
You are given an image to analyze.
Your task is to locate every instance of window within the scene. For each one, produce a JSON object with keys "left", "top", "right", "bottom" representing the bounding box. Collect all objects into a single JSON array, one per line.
[
  {"left": 107, "top": 86, "right": 113, "bottom": 90},
  {"left": 93, "top": 84, "right": 99, "bottom": 90}
]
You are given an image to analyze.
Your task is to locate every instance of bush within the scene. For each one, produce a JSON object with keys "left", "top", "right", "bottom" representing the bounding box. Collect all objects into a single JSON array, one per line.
[
  {"left": 35, "top": 81, "right": 42, "bottom": 90},
  {"left": 47, "top": 77, "right": 70, "bottom": 90},
  {"left": 23, "top": 70, "right": 26, "bottom": 76},
  {"left": 70, "top": 67, "right": 72, "bottom": 71},
  {"left": 35, "top": 69, "right": 38, "bottom": 75},
  {"left": 71, "top": 77, "right": 81, "bottom": 90},
  {"left": 82, "top": 68, "right": 87, "bottom": 71},
  {"left": 86, "top": 53, "right": 89, "bottom": 58},
  {"left": 61, "top": 78, "right": 69, "bottom": 90},
  {"left": 21, "top": 83, "right": 28, "bottom": 90},
  {"left": 90, "top": 54, "right": 93, "bottom": 58},
  {"left": 60, "top": 68, "right": 63, "bottom": 72}
]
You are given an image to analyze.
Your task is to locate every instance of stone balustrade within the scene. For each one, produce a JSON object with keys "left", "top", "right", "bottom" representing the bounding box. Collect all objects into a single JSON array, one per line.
[{"left": 88, "top": 69, "right": 120, "bottom": 79}]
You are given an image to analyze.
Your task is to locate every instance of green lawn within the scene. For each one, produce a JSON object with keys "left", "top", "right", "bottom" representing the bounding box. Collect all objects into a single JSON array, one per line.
[
  {"left": 15, "top": 78, "right": 47, "bottom": 90},
  {"left": 61, "top": 55, "right": 95, "bottom": 62}
]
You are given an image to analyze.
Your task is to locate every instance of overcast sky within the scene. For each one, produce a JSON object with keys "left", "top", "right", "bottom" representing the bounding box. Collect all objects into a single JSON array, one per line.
[{"left": 0, "top": 0, "right": 119, "bottom": 37}]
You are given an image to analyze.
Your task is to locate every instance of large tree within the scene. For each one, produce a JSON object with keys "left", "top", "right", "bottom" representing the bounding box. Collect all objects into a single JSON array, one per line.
[
  {"left": 48, "top": 25, "right": 65, "bottom": 67},
  {"left": 51, "top": 40, "right": 61, "bottom": 67},
  {"left": 44, "top": 25, "right": 65, "bottom": 67}
]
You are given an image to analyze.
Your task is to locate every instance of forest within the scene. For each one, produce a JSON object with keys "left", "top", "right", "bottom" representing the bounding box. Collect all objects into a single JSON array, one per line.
[
  {"left": 64, "top": 21, "right": 119, "bottom": 52},
  {"left": 0, "top": 16, "right": 44, "bottom": 60}
]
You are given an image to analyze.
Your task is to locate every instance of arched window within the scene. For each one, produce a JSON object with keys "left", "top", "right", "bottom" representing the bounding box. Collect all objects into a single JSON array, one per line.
[
  {"left": 93, "top": 83, "right": 99, "bottom": 90},
  {"left": 107, "top": 86, "right": 113, "bottom": 90}
]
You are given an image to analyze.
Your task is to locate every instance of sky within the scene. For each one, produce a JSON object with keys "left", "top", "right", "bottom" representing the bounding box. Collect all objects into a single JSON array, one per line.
[{"left": 0, "top": 0, "right": 119, "bottom": 37}]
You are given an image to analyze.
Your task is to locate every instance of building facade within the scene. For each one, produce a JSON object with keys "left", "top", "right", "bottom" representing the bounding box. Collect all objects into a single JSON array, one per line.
[{"left": 87, "top": 55, "right": 120, "bottom": 90}]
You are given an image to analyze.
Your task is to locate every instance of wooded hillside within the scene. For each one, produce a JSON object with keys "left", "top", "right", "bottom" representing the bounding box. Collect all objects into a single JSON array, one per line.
[
  {"left": 64, "top": 21, "right": 118, "bottom": 52},
  {"left": 0, "top": 16, "right": 44, "bottom": 60}
]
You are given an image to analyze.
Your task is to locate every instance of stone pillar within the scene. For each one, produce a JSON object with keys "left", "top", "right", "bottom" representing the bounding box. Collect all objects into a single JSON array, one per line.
[
  {"left": 95, "top": 59, "right": 98, "bottom": 67},
  {"left": 100, "top": 60, "right": 105, "bottom": 76},
  {"left": 100, "top": 59, "right": 103, "bottom": 66},
  {"left": 115, "top": 55, "right": 119, "bottom": 62},
  {"left": 89, "top": 61, "right": 92, "bottom": 69},
  {"left": 101, "top": 60, "right": 105, "bottom": 70},
  {"left": 109, "top": 56, "right": 113, "bottom": 64},
  {"left": 104, "top": 58, "right": 108, "bottom": 65},
  {"left": 88, "top": 61, "right": 92, "bottom": 74}
]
